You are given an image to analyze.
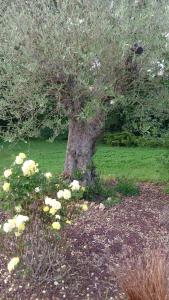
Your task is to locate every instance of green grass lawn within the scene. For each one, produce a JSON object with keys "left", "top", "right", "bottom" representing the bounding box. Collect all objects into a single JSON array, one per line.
[{"left": 0, "top": 139, "right": 169, "bottom": 182}]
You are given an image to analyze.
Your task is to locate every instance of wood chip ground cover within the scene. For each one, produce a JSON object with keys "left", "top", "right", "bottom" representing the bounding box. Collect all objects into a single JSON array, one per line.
[{"left": 1, "top": 183, "right": 169, "bottom": 300}]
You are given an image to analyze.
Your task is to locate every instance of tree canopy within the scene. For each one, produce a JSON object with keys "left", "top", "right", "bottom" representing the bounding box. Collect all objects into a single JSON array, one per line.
[{"left": 0, "top": 0, "right": 168, "bottom": 141}]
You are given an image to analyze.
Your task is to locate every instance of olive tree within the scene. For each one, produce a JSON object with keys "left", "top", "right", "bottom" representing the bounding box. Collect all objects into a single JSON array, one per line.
[{"left": 0, "top": 0, "right": 168, "bottom": 182}]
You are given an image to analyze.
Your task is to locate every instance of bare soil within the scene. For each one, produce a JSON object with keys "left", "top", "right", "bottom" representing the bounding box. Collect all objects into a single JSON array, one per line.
[{"left": 1, "top": 183, "right": 169, "bottom": 300}]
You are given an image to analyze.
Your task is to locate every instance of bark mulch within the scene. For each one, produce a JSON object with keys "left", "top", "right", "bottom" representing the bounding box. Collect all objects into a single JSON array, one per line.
[{"left": 1, "top": 183, "right": 169, "bottom": 300}]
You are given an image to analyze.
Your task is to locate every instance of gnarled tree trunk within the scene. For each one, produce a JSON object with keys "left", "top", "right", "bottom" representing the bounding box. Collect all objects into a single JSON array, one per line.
[{"left": 64, "top": 118, "right": 103, "bottom": 184}]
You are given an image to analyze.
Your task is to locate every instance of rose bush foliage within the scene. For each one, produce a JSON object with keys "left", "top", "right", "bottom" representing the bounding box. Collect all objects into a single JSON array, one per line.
[{"left": 0, "top": 153, "right": 88, "bottom": 274}]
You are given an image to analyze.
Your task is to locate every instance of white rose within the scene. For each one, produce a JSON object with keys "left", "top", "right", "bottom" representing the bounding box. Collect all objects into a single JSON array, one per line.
[
  {"left": 44, "top": 197, "right": 61, "bottom": 210},
  {"left": 57, "top": 190, "right": 64, "bottom": 199},
  {"left": 44, "top": 172, "right": 52, "bottom": 179},
  {"left": 7, "top": 257, "right": 20, "bottom": 272},
  {"left": 51, "top": 199, "right": 61, "bottom": 210},
  {"left": 22, "top": 160, "right": 39, "bottom": 176},
  {"left": 15, "top": 156, "right": 23, "bottom": 165},
  {"left": 3, "top": 182, "right": 10, "bottom": 192},
  {"left": 8, "top": 219, "right": 16, "bottom": 229},
  {"left": 35, "top": 187, "right": 40, "bottom": 193},
  {"left": 45, "top": 196, "right": 53, "bottom": 206},
  {"left": 63, "top": 189, "right": 71, "bottom": 200},
  {"left": 69, "top": 180, "right": 80, "bottom": 191},
  {"left": 3, "top": 222, "right": 11, "bottom": 232},
  {"left": 15, "top": 215, "right": 29, "bottom": 227},
  {"left": 55, "top": 215, "right": 61, "bottom": 220},
  {"left": 18, "top": 153, "right": 26, "bottom": 160},
  {"left": 4, "top": 169, "right": 12, "bottom": 178},
  {"left": 3, "top": 219, "right": 16, "bottom": 232}
]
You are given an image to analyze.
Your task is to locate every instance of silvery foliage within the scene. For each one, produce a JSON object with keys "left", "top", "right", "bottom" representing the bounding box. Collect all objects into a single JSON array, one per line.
[{"left": 0, "top": 0, "right": 168, "bottom": 141}]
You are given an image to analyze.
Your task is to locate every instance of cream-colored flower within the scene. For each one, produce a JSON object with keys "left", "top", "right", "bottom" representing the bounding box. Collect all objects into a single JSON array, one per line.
[
  {"left": 15, "top": 205, "right": 22, "bottom": 213},
  {"left": 69, "top": 180, "right": 80, "bottom": 191},
  {"left": 52, "top": 222, "right": 61, "bottom": 230},
  {"left": 3, "top": 222, "right": 11, "bottom": 232},
  {"left": 35, "top": 187, "right": 40, "bottom": 193},
  {"left": 7, "top": 257, "right": 20, "bottom": 272},
  {"left": 63, "top": 189, "right": 71, "bottom": 200},
  {"left": 44, "top": 172, "right": 52, "bottom": 180},
  {"left": 55, "top": 215, "right": 61, "bottom": 220},
  {"left": 22, "top": 160, "right": 39, "bottom": 176},
  {"left": 49, "top": 207, "right": 57, "bottom": 215},
  {"left": 8, "top": 218, "right": 16, "bottom": 228},
  {"left": 15, "top": 231, "right": 22, "bottom": 237},
  {"left": 57, "top": 190, "right": 64, "bottom": 199},
  {"left": 66, "top": 220, "right": 72, "bottom": 225},
  {"left": 15, "top": 215, "right": 29, "bottom": 227},
  {"left": 52, "top": 200, "right": 61, "bottom": 210},
  {"left": 3, "top": 182, "right": 10, "bottom": 192},
  {"left": 3, "top": 216, "right": 26, "bottom": 234},
  {"left": 18, "top": 153, "right": 26, "bottom": 160},
  {"left": 81, "top": 204, "right": 88, "bottom": 211},
  {"left": 81, "top": 186, "right": 86, "bottom": 192},
  {"left": 15, "top": 156, "right": 23, "bottom": 165},
  {"left": 3, "top": 220, "right": 15, "bottom": 233},
  {"left": 17, "top": 223, "right": 25, "bottom": 232},
  {"left": 44, "top": 196, "right": 52, "bottom": 206},
  {"left": 4, "top": 169, "right": 12, "bottom": 178},
  {"left": 45, "top": 197, "right": 61, "bottom": 210},
  {"left": 45, "top": 197, "right": 54, "bottom": 206},
  {"left": 43, "top": 206, "right": 49, "bottom": 212}
]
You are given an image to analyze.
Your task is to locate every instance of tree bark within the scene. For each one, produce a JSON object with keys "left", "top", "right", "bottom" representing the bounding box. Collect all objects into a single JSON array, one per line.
[{"left": 64, "top": 119, "right": 102, "bottom": 185}]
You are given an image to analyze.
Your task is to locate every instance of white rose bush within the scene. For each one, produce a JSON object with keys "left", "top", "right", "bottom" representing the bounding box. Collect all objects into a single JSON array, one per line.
[
  {"left": 0, "top": 152, "right": 88, "bottom": 276},
  {"left": 7, "top": 257, "right": 20, "bottom": 273}
]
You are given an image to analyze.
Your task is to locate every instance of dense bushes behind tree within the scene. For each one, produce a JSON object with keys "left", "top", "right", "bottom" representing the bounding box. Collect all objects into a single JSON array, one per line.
[
  {"left": 105, "top": 75, "right": 169, "bottom": 143},
  {"left": 103, "top": 131, "right": 169, "bottom": 148}
]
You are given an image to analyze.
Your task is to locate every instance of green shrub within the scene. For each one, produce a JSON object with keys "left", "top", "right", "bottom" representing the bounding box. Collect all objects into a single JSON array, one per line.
[
  {"left": 115, "top": 178, "right": 139, "bottom": 196},
  {"left": 103, "top": 131, "right": 169, "bottom": 148},
  {"left": 160, "top": 132, "right": 169, "bottom": 148},
  {"left": 103, "top": 196, "right": 121, "bottom": 208},
  {"left": 84, "top": 175, "right": 139, "bottom": 201},
  {"left": 83, "top": 176, "right": 122, "bottom": 207},
  {"left": 103, "top": 132, "right": 137, "bottom": 147},
  {"left": 164, "top": 185, "right": 169, "bottom": 194},
  {"left": 135, "top": 136, "right": 169, "bottom": 148},
  {"left": 40, "top": 127, "right": 54, "bottom": 139}
]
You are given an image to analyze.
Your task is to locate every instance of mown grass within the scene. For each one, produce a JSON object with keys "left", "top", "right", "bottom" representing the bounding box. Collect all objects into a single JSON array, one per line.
[{"left": 0, "top": 139, "right": 169, "bottom": 182}]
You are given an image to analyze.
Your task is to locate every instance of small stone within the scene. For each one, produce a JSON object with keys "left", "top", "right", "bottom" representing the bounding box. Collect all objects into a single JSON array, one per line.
[
  {"left": 99, "top": 203, "right": 105, "bottom": 210},
  {"left": 61, "top": 265, "right": 66, "bottom": 269}
]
